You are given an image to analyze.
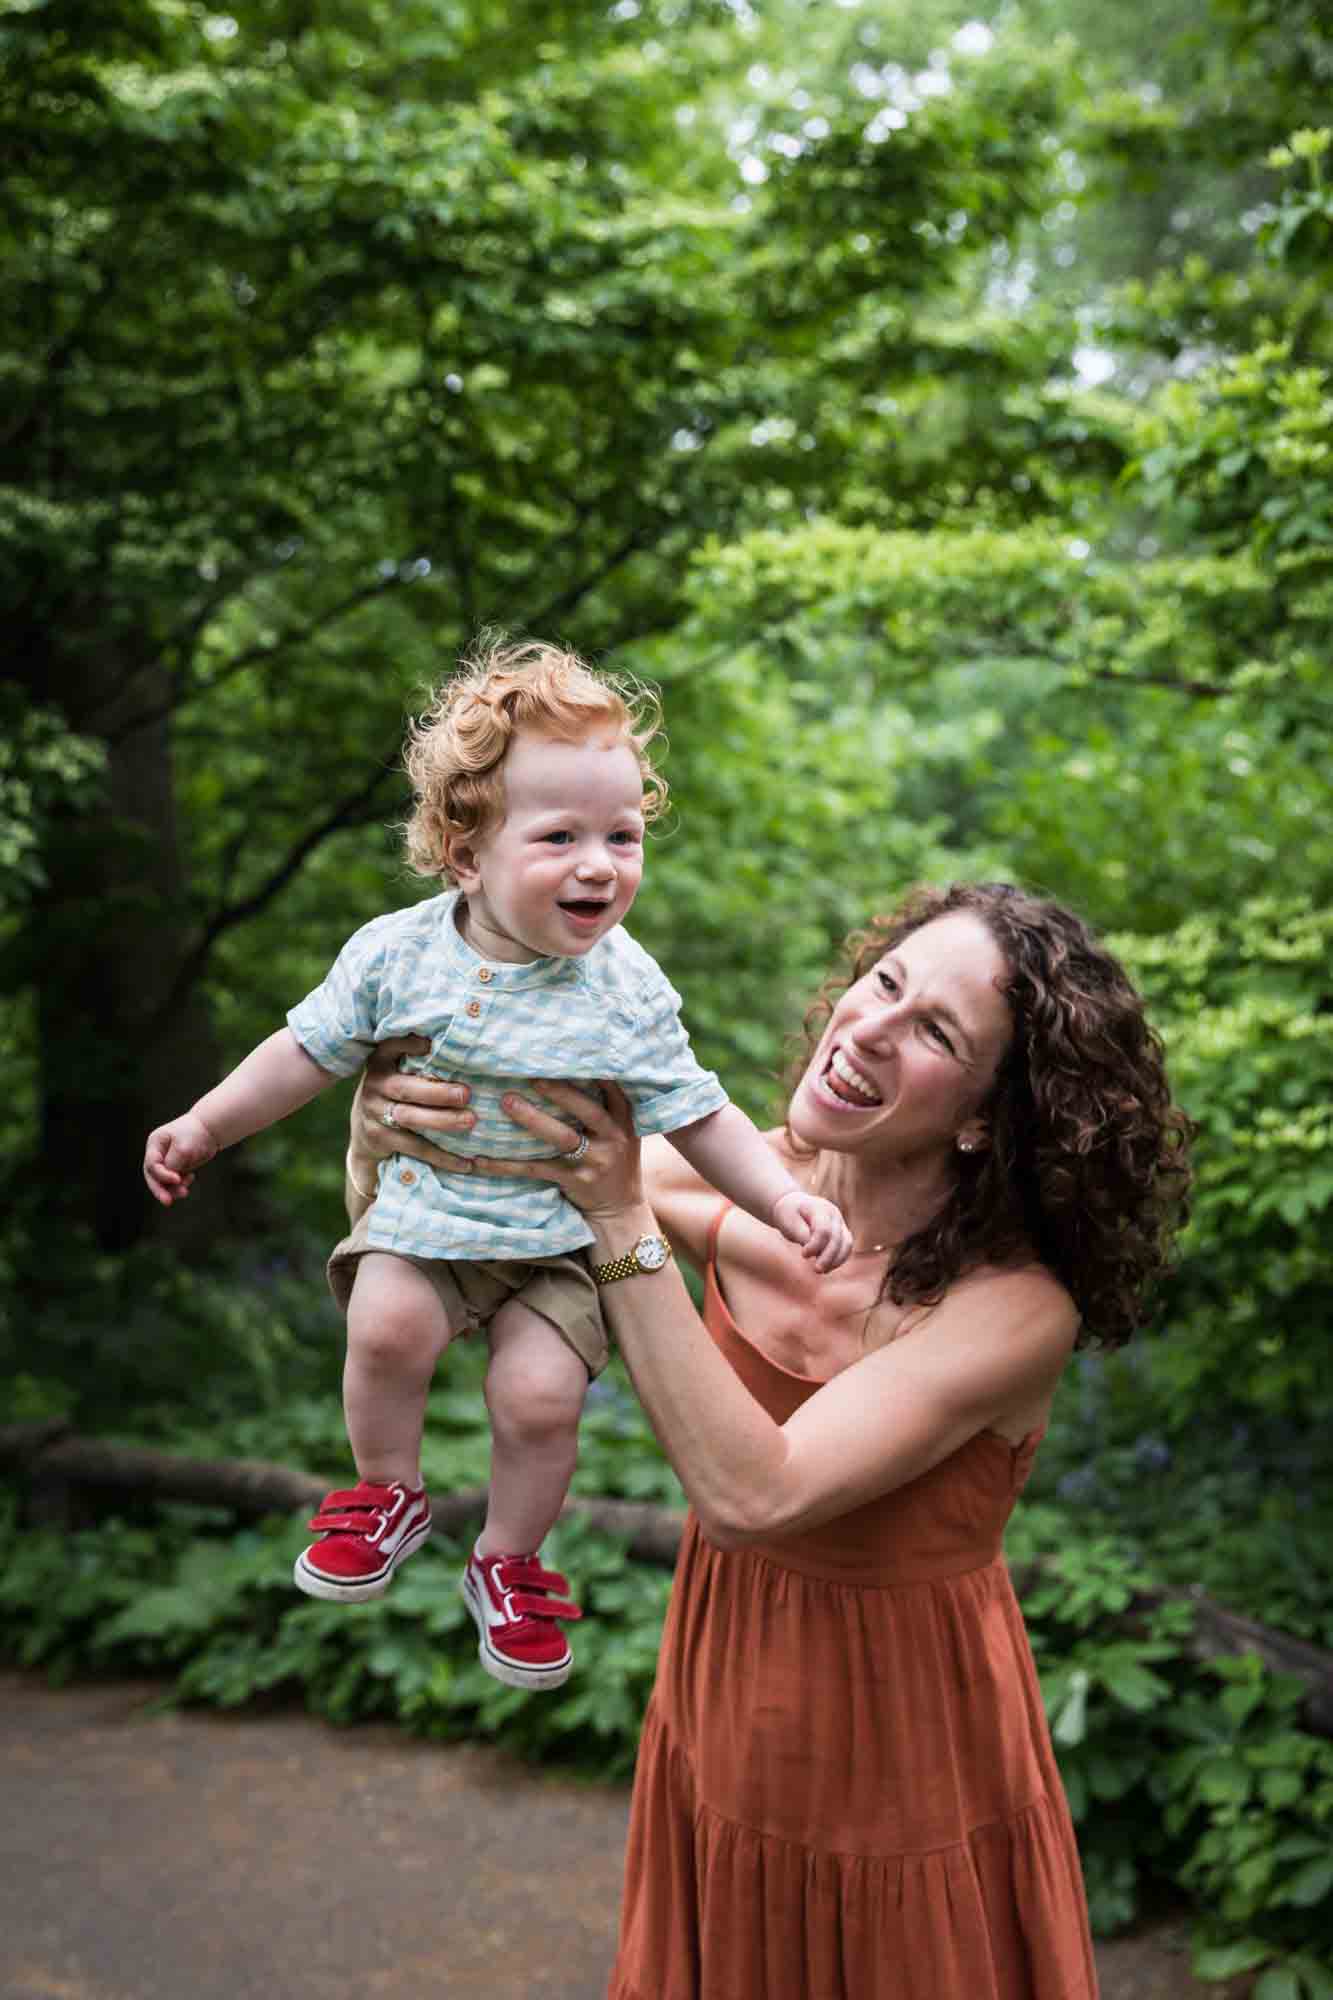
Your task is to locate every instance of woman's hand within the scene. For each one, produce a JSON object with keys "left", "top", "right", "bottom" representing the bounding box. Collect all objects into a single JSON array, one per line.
[
  {"left": 349, "top": 1035, "right": 476, "bottom": 1178},
  {"left": 467, "top": 1079, "right": 647, "bottom": 1221}
]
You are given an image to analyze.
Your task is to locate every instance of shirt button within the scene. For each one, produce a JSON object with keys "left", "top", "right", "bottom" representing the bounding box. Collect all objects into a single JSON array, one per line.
[
  {"left": 398, "top": 1168, "right": 416, "bottom": 1186},
  {"left": 477, "top": 966, "right": 493, "bottom": 983},
  {"left": 465, "top": 999, "right": 481, "bottom": 1018}
]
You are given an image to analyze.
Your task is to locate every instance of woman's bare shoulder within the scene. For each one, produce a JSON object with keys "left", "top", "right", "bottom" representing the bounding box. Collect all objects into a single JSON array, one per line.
[
  {"left": 644, "top": 1125, "right": 790, "bottom": 1271},
  {"left": 949, "top": 1253, "right": 1078, "bottom": 1323},
  {"left": 912, "top": 1256, "right": 1082, "bottom": 1380}
]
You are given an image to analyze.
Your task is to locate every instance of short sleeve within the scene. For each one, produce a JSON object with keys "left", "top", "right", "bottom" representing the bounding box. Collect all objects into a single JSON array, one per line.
[
  {"left": 617, "top": 960, "right": 730, "bottom": 1137},
  {"left": 286, "top": 914, "right": 396, "bottom": 1080}
]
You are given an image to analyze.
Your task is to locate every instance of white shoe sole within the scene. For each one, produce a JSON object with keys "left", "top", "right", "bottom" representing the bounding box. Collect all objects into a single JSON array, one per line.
[
  {"left": 293, "top": 1518, "right": 432, "bottom": 1602},
  {"left": 460, "top": 1567, "right": 573, "bottom": 1691}
]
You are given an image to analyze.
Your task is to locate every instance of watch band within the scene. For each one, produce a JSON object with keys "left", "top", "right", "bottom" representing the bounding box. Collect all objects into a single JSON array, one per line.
[
  {"left": 591, "top": 1249, "right": 648, "bottom": 1284},
  {"left": 590, "top": 1233, "right": 671, "bottom": 1285}
]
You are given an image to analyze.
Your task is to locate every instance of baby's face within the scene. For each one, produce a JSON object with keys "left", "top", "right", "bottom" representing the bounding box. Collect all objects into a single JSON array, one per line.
[{"left": 452, "top": 728, "right": 647, "bottom": 963}]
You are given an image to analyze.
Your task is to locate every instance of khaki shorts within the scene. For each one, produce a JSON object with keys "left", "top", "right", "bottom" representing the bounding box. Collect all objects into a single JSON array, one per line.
[{"left": 326, "top": 1208, "right": 608, "bottom": 1377}]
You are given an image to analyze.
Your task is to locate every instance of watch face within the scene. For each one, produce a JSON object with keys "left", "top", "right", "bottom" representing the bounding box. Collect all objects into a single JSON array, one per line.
[{"left": 635, "top": 1234, "right": 669, "bottom": 1271}]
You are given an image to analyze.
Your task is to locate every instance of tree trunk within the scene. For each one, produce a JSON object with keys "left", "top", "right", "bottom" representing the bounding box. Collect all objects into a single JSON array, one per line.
[{"left": 29, "top": 647, "right": 228, "bottom": 1256}]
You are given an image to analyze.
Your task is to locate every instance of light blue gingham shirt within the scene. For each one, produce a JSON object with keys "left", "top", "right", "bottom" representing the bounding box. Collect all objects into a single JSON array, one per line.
[{"left": 287, "top": 890, "right": 728, "bottom": 1260}]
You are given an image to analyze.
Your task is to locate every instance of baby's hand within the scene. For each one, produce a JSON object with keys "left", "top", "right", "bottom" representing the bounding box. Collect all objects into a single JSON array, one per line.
[
  {"left": 771, "top": 1189, "right": 853, "bottom": 1274},
  {"left": 143, "top": 1112, "right": 218, "bottom": 1207}
]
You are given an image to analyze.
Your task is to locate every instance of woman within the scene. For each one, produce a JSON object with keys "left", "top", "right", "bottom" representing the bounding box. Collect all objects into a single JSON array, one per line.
[{"left": 348, "top": 881, "right": 1192, "bottom": 2000}]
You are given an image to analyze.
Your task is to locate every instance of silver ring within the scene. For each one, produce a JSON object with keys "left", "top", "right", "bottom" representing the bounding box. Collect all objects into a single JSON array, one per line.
[
  {"left": 380, "top": 1105, "right": 399, "bottom": 1130},
  {"left": 566, "top": 1133, "right": 590, "bottom": 1162}
]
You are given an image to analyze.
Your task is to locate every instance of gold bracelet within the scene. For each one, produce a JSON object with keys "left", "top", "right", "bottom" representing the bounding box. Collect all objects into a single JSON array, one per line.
[{"left": 344, "top": 1150, "right": 377, "bottom": 1202}]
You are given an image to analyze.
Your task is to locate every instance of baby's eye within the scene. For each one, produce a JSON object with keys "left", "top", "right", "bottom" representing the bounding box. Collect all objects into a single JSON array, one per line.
[
  {"left": 541, "top": 831, "right": 574, "bottom": 845},
  {"left": 609, "top": 829, "right": 642, "bottom": 847}
]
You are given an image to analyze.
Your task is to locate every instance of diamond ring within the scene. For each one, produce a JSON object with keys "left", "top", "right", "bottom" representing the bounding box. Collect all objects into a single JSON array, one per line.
[
  {"left": 380, "top": 1105, "right": 399, "bottom": 1130},
  {"left": 566, "top": 1133, "right": 590, "bottom": 1162}
]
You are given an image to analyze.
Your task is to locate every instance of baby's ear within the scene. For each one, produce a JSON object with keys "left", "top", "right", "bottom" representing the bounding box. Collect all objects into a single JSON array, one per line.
[{"left": 442, "top": 834, "right": 479, "bottom": 890}]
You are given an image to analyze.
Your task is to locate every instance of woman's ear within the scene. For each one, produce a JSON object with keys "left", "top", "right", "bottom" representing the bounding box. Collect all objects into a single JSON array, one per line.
[{"left": 956, "top": 1121, "right": 989, "bottom": 1156}]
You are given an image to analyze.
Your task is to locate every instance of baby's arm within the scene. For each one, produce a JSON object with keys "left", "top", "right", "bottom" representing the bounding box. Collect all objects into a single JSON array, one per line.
[
  {"left": 667, "top": 1105, "right": 852, "bottom": 1273},
  {"left": 144, "top": 1028, "right": 334, "bottom": 1206}
]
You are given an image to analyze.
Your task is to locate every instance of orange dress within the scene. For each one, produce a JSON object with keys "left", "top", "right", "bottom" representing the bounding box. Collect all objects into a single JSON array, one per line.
[{"left": 608, "top": 1210, "right": 1099, "bottom": 2000}]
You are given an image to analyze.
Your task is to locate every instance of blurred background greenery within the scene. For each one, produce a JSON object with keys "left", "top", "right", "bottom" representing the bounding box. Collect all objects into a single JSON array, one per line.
[{"left": 3, "top": 1, "right": 1332, "bottom": 1987}]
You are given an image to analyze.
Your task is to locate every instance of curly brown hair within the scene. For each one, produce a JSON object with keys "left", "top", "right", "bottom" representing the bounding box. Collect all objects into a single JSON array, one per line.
[
  {"left": 783, "top": 882, "right": 1193, "bottom": 1346},
  {"left": 402, "top": 634, "right": 668, "bottom": 882}
]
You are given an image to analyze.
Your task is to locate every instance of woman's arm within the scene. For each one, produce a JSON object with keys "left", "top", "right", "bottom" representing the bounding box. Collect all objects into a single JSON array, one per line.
[
  {"left": 594, "top": 1202, "right": 1073, "bottom": 1544},
  {"left": 465, "top": 1081, "right": 1079, "bottom": 1547}
]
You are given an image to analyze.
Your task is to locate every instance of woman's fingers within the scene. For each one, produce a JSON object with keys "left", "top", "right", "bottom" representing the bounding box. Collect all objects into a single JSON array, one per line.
[
  {"left": 494, "top": 1086, "right": 586, "bottom": 1154},
  {"left": 476, "top": 1080, "right": 645, "bottom": 1218},
  {"left": 354, "top": 1041, "right": 475, "bottom": 1164},
  {"left": 532, "top": 1077, "right": 635, "bottom": 1131}
]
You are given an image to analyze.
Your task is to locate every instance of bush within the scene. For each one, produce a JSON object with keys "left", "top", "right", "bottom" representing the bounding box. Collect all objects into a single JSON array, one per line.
[{"left": 1008, "top": 1502, "right": 1333, "bottom": 1991}]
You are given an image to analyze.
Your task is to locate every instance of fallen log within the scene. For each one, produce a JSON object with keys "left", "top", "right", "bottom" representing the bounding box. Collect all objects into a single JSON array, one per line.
[
  {"left": 3, "top": 1422, "right": 1331, "bottom": 1729},
  {"left": 0, "top": 1422, "right": 686, "bottom": 1565}
]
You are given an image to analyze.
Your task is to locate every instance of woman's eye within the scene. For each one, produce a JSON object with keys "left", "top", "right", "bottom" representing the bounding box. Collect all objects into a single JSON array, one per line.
[
  {"left": 925, "top": 1021, "right": 955, "bottom": 1054},
  {"left": 876, "top": 970, "right": 898, "bottom": 996}
]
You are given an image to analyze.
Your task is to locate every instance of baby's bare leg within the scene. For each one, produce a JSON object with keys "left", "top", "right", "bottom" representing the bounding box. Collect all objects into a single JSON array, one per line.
[
  {"left": 344, "top": 1253, "right": 456, "bottom": 1490},
  {"left": 479, "top": 1299, "right": 589, "bottom": 1558}
]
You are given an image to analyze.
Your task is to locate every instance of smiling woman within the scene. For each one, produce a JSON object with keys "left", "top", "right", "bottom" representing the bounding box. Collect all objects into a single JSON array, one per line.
[
  {"left": 783, "top": 882, "right": 1193, "bottom": 1346},
  {"left": 350, "top": 876, "right": 1193, "bottom": 1999}
]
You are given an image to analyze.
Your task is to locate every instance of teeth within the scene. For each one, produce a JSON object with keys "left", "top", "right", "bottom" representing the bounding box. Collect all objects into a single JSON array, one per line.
[{"left": 829, "top": 1049, "right": 881, "bottom": 1102}]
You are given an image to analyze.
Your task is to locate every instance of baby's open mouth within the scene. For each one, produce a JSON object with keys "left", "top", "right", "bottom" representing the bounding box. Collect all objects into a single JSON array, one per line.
[{"left": 559, "top": 899, "right": 610, "bottom": 918}]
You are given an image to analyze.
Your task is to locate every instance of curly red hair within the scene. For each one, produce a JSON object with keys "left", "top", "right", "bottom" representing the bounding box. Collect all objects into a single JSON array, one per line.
[
  {"left": 784, "top": 883, "right": 1193, "bottom": 1346},
  {"left": 402, "top": 634, "right": 667, "bottom": 882}
]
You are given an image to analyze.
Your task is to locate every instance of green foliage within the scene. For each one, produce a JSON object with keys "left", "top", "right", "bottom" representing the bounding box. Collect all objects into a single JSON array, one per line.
[
  {"left": 0, "top": 1228, "right": 339, "bottom": 1434},
  {"left": 1115, "top": 899, "right": 1333, "bottom": 1417},
  {"left": 1008, "top": 1503, "right": 1333, "bottom": 1982},
  {"left": 0, "top": 695, "right": 105, "bottom": 919},
  {"left": 0, "top": 1493, "right": 667, "bottom": 1777}
]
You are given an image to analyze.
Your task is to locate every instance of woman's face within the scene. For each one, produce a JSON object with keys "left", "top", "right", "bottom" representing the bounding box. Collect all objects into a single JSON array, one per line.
[{"left": 788, "top": 912, "right": 1015, "bottom": 1164}]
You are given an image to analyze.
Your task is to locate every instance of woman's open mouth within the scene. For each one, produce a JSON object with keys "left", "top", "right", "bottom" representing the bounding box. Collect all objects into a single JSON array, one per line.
[{"left": 820, "top": 1047, "right": 883, "bottom": 1107}]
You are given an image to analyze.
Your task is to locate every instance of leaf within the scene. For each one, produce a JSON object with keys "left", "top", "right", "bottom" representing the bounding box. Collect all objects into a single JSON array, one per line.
[
  {"left": 1195, "top": 1758, "right": 1254, "bottom": 1807},
  {"left": 1052, "top": 1670, "right": 1089, "bottom": 1747},
  {"left": 1193, "top": 1936, "right": 1272, "bottom": 1979},
  {"left": 1275, "top": 1854, "right": 1333, "bottom": 1909},
  {"left": 1253, "top": 1968, "right": 1304, "bottom": 2000},
  {"left": 1098, "top": 1657, "right": 1171, "bottom": 1712}
]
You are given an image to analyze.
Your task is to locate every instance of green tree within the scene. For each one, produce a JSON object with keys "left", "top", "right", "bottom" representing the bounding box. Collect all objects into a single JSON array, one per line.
[{"left": 2, "top": 0, "right": 1063, "bottom": 1262}]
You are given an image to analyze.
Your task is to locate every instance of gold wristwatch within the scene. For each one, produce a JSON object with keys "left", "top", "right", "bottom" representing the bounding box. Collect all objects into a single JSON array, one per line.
[{"left": 590, "top": 1233, "right": 672, "bottom": 1285}]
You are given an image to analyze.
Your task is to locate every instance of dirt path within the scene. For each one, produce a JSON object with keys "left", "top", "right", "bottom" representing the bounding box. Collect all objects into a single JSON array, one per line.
[{"left": 1, "top": 1674, "right": 1245, "bottom": 1999}]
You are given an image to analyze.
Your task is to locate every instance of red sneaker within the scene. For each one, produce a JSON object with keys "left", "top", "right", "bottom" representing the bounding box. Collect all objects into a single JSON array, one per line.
[
  {"left": 293, "top": 1481, "right": 432, "bottom": 1602},
  {"left": 461, "top": 1547, "right": 582, "bottom": 1691}
]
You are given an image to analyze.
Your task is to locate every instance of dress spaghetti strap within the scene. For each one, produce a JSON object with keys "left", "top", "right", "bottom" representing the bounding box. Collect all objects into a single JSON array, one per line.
[{"left": 703, "top": 1199, "right": 733, "bottom": 1268}]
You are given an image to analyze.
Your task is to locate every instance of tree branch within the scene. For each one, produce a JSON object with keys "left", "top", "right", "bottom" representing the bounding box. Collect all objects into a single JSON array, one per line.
[
  {"left": 109, "top": 573, "right": 414, "bottom": 744},
  {"left": 149, "top": 750, "right": 404, "bottom": 1031}
]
